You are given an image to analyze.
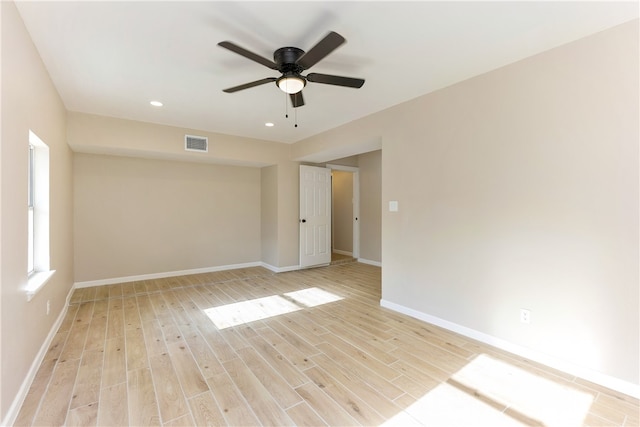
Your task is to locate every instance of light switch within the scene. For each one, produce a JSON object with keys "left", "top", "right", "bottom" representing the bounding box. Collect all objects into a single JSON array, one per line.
[{"left": 389, "top": 201, "right": 398, "bottom": 212}]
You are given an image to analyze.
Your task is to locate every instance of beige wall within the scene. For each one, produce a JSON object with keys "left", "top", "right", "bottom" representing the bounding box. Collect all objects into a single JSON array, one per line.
[
  {"left": 67, "top": 112, "right": 302, "bottom": 271},
  {"left": 383, "top": 19, "right": 638, "bottom": 385},
  {"left": 295, "top": 20, "right": 639, "bottom": 387},
  {"left": 358, "top": 150, "right": 382, "bottom": 262},
  {"left": 261, "top": 165, "right": 278, "bottom": 267},
  {"left": 276, "top": 161, "right": 302, "bottom": 268},
  {"left": 332, "top": 171, "right": 353, "bottom": 254},
  {"left": 67, "top": 111, "right": 289, "bottom": 167},
  {"left": 74, "top": 153, "right": 261, "bottom": 281},
  {"left": 291, "top": 118, "right": 383, "bottom": 164},
  {"left": 1, "top": 2, "right": 74, "bottom": 420},
  {"left": 327, "top": 155, "right": 359, "bottom": 168}
]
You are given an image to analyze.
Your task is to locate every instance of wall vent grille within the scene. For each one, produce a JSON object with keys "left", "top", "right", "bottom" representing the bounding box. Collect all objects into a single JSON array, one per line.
[{"left": 185, "top": 135, "right": 208, "bottom": 152}]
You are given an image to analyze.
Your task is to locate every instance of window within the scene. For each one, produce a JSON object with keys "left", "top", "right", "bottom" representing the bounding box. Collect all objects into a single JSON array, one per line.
[
  {"left": 26, "top": 130, "right": 54, "bottom": 301},
  {"left": 28, "top": 144, "right": 35, "bottom": 274}
]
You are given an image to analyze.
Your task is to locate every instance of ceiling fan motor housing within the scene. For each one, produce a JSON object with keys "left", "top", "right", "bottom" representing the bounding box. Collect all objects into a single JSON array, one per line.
[{"left": 274, "top": 47, "right": 305, "bottom": 74}]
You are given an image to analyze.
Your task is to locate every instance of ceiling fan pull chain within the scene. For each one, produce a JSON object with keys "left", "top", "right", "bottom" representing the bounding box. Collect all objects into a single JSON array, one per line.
[
  {"left": 285, "top": 92, "right": 289, "bottom": 118},
  {"left": 295, "top": 107, "right": 298, "bottom": 128}
]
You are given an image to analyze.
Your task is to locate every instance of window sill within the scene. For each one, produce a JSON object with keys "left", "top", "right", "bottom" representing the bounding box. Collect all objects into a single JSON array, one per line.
[{"left": 26, "top": 270, "right": 56, "bottom": 302}]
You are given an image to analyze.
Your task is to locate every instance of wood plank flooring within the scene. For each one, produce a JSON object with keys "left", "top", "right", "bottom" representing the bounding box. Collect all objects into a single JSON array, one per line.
[{"left": 14, "top": 263, "right": 639, "bottom": 426}]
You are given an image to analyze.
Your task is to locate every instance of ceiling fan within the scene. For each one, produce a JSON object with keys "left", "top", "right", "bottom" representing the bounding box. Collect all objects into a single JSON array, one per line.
[{"left": 218, "top": 31, "right": 365, "bottom": 108}]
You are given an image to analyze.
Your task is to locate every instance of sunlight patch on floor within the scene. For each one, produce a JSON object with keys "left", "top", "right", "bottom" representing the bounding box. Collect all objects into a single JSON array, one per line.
[
  {"left": 204, "top": 295, "right": 301, "bottom": 329},
  {"left": 450, "top": 354, "right": 594, "bottom": 426},
  {"left": 204, "top": 287, "right": 343, "bottom": 329},
  {"left": 383, "top": 353, "right": 594, "bottom": 427},
  {"left": 384, "top": 382, "right": 526, "bottom": 426},
  {"left": 285, "top": 287, "right": 343, "bottom": 307}
]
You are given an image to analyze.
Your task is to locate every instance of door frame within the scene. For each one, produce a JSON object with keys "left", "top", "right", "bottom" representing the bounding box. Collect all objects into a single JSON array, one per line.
[{"left": 327, "top": 164, "right": 359, "bottom": 259}]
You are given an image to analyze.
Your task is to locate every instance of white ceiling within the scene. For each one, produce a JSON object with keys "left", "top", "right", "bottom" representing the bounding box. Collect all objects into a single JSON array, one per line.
[{"left": 15, "top": 1, "right": 638, "bottom": 144}]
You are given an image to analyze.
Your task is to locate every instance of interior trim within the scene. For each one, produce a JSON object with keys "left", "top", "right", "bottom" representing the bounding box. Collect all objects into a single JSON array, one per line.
[{"left": 74, "top": 262, "right": 263, "bottom": 288}]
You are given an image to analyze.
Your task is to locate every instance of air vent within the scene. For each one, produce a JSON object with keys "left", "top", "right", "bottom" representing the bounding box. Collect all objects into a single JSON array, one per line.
[{"left": 185, "top": 135, "right": 208, "bottom": 152}]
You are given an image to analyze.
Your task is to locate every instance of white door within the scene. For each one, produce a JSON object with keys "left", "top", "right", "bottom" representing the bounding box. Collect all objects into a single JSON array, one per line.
[{"left": 300, "top": 165, "right": 332, "bottom": 268}]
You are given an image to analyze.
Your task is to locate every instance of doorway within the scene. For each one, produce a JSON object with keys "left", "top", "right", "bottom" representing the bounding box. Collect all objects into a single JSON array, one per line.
[
  {"left": 328, "top": 164, "right": 359, "bottom": 261},
  {"left": 298, "top": 164, "right": 360, "bottom": 268}
]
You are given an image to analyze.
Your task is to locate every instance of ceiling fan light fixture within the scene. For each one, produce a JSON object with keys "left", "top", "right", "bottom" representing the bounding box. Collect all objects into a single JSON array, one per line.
[{"left": 277, "top": 75, "right": 305, "bottom": 94}]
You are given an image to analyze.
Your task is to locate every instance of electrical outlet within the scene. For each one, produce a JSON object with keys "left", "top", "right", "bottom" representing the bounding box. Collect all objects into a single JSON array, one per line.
[
  {"left": 520, "top": 308, "right": 530, "bottom": 324},
  {"left": 46, "top": 300, "right": 50, "bottom": 316}
]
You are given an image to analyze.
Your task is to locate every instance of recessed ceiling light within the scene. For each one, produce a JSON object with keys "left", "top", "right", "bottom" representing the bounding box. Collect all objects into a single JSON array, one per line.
[
  {"left": 265, "top": 122, "right": 274, "bottom": 127},
  {"left": 150, "top": 101, "right": 163, "bottom": 107}
]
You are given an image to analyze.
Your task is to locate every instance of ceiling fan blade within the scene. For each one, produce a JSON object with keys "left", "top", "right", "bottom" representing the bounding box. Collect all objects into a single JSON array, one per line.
[
  {"left": 296, "top": 31, "right": 345, "bottom": 70},
  {"left": 218, "top": 41, "right": 277, "bottom": 70},
  {"left": 290, "top": 92, "right": 305, "bottom": 108},
  {"left": 306, "top": 73, "right": 365, "bottom": 88},
  {"left": 222, "top": 77, "right": 276, "bottom": 93}
]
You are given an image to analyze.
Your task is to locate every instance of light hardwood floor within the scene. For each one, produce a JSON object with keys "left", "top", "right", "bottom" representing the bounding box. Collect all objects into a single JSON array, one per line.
[
  {"left": 330, "top": 252, "right": 355, "bottom": 265},
  {"left": 15, "top": 263, "right": 639, "bottom": 426}
]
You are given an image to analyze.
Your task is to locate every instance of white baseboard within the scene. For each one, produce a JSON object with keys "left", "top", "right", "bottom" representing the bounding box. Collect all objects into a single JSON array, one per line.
[
  {"left": 260, "top": 263, "right": 300, "bottom": 273},
  {"left": 332, "top": 249, "right": 353, "bottom": 256},
  {"left": 2, "top": 286, "right": 74, "bottom": 427},
  {"left": 357, "top": 258, "right": 382, "bottom": 267},
  {"left": 73, "top": 262, "right": 264, "bottom": 288},
  {"left": 380, "top": 299, "right": 640, "bottom": 399}
]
